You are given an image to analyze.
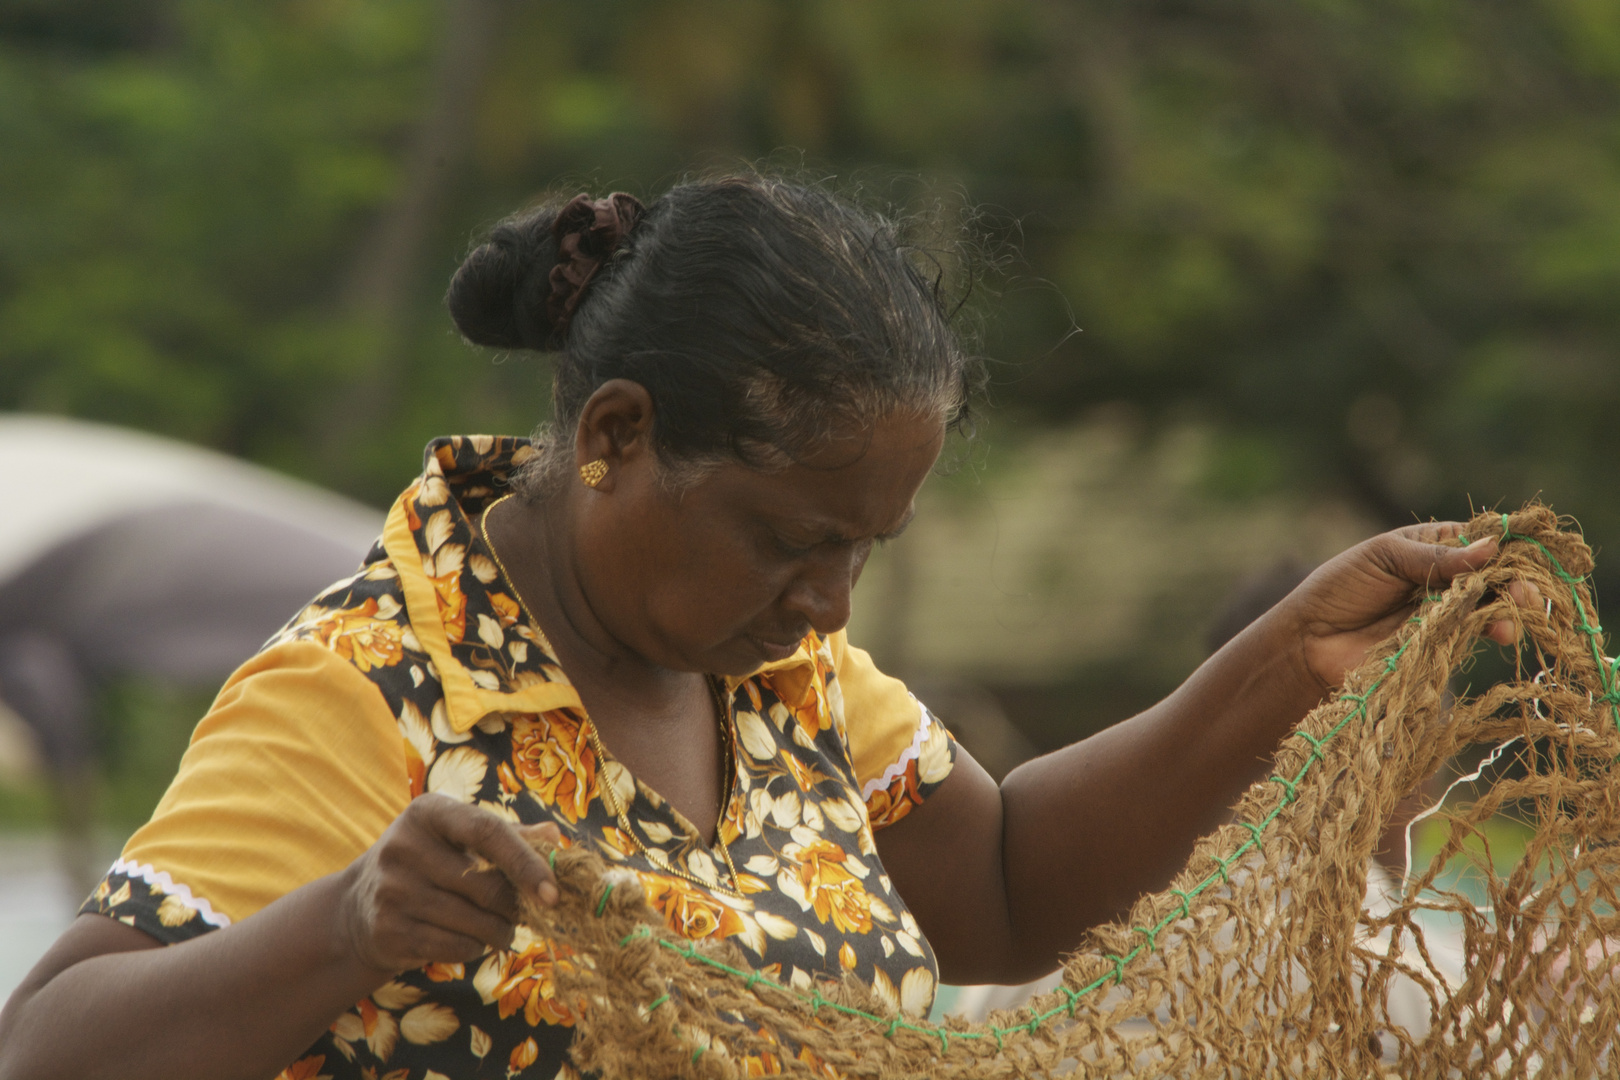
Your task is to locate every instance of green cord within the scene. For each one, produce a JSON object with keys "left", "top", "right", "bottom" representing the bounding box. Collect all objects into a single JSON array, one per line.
[{"left": 594, "top": 542, "right": 1608, "bottom": 1051}]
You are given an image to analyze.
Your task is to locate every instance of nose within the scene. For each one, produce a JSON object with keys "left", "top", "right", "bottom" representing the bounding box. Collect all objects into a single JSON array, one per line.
[{"left": 782, "top": 545, "right": 860, "bottom": 636}]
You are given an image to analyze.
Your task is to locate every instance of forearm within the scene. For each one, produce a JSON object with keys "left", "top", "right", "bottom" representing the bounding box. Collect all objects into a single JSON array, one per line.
[
  {"left": 0, "top": 868, "right": 390, "bottom": 1080},
  {"left": 998, "top": 610, "right": 1324, "bottom": 970},
  {"left": 895, "top": 525, "right": 1491, "bottom": 982}
]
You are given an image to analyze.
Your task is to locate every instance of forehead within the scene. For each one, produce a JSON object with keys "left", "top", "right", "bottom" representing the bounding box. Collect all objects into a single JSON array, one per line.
[{"left": 701, "top": 412, "right": 945, "bottom": 534}]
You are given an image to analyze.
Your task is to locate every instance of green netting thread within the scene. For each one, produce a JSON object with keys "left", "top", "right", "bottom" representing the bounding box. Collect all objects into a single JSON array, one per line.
[
  {"left": 1499, "top": 514, "right": 1620, "bottom": 732},
  {"left": 587, "top": 520, "right": 1612, "bottom": 1055}
]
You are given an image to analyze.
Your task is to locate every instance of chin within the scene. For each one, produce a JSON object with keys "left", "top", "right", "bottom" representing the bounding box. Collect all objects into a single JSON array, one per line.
[{"left": 701, "top": 635, "right": 790, "bottom": 677}]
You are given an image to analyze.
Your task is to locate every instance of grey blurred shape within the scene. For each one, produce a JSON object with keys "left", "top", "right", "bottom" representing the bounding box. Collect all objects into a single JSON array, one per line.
[
  {"left": 0, "top": 502, "right": 375, "bottom": 689},
  {"left": 0, "top": 414, "right": 382, "bottom": 891}
]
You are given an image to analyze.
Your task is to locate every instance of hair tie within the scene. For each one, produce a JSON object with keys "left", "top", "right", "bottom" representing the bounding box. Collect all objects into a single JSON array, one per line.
[{"left": 546, "top": 192, "right": 645, "bottom": 335}]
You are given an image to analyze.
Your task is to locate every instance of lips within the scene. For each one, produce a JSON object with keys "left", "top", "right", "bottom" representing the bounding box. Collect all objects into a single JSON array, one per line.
[{"left": 751, "top": 634, "right": 804, "bottom": 662}]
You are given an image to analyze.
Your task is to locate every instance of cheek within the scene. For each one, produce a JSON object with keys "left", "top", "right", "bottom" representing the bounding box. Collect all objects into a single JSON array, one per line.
[
  {"left": 641, "top": 522, "right": 788, "bottom": 638},
  {"left": 850, "top": 540, "right": 875, "bottom": 585}
]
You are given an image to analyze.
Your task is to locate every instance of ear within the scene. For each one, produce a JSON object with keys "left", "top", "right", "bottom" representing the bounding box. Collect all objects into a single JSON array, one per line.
[{"left": 573, "top": 379, "right": 656, "bottom": 492}]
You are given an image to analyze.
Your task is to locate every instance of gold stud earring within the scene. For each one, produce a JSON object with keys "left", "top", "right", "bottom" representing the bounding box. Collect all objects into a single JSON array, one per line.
[{"left": 579, "top": 458, "right": 609, "bottom": 488}]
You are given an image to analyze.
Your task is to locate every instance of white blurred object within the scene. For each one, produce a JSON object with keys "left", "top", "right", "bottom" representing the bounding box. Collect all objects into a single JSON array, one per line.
[
  {"left": 0, "top": 833, "right": 97, "bottom": 1009},
  {"left": 0, "top": 413, "right": 379, "bottom": 587},
  {"left": 943, "top": 865, "right": 1467, "bottom": 1057},
  {"left": 945, "top": 969, "right": 1065, "bottom": 1024},
  {"left": 0, "top": 696, "right": 41, "bottom": 784},
  {"left": 0, "top": 413, "right": 381, "bottom": 728},
  {"left": 0, "top": 414, "right": 384, "bottom": 897}
]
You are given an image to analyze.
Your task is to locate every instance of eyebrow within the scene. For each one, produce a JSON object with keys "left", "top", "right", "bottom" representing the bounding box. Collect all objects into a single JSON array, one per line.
[{"left": 779, "top": 506, "right": 917, "bottom": 546}]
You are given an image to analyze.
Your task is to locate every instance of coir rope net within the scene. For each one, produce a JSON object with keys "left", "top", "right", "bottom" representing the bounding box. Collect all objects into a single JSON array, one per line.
[{"left": 518, "top": 506, "right": 1619, "bottom": 1078}]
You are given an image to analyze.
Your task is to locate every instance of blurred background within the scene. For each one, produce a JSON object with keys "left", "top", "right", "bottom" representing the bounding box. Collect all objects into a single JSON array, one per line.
[{"left": 3, "top": 0, "right": 1619, "bottom": 1000}]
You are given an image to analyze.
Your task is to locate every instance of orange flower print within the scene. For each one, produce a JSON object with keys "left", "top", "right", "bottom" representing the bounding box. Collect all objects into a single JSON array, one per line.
[
  {"left": 508, "top": 1036, "right": 539, "bottom": 1075},
  {"left": 403, "top": 483, "right": 424, "bottom": 532},
  {"left": 317, "top": 599, "right": 404, "bottom": 672},
  {"left": 781, "top": 751, "right": 828, "bottom": 792},
  {"left": 785, "top": 693, "right": 831, "bottom": 749},
  {"left": 489, "top": 591, "right": 522, "bottom": 627},
  {"left": 641, "top": 873, "right": 746, "bottom": 942},
  {"left": 599, "top": 826, "right": 637, "bottom": 859},
  {"left": 429, "top": 565, "right": 466, "bottom": 644},
  {"left": 510, "top": 713, "right": 596, "bottom": 823},
  {"left": 791, "top": 840, "right": 872, "bottom": 935},
  {"left": 743, "top": 1050, "right": 785, "bottom": 1076},
  {"left": 718, "top": 791, "right": 746, "bottom": 847},
  {"left": 479, "top": 941, "right": 579, "bottom": 1027},
  {"left": 402, "top": 739, "right": 427, "bottom": 798},
  {"left": 797, "top": 1046, "right": 843, "bottom": 1079},
  {"left": 864, "top": 781, "right": 897, "bottom": 827},
  {"left": 277, "top": 1056, "right": 331, "bottom": 1080},
  {"left": 497, "top": 760, "right": 524, "bottom": 796},
  {"left": 864, "top": 764, "right": 926, "bottom": 829}
]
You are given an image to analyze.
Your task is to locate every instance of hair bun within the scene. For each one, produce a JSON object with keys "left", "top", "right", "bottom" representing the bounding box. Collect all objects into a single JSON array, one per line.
[
  {"left": 546, "top": 192, "right": 646, "bottom": 334},
  {"left": 446, "top": 207, "right": 561, "bottom": 350}
]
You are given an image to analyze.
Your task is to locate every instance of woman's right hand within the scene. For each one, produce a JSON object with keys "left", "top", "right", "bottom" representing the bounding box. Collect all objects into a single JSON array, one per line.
[
  {"left": 0, "top": 795, "right": 562, "bottom": 1080},
  {"left": 337, "top": 793, "right": 561, "bottom": 975}
]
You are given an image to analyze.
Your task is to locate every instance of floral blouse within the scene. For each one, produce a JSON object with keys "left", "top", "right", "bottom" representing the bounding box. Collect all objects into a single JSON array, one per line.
[{"left": 82, "top": 435, "right": 956, "bottom": 1080}]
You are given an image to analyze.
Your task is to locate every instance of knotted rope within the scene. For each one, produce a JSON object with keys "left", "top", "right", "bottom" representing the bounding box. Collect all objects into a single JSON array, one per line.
[{"left": 520, "top": 505, "right": 1620, "bottom": 1078}]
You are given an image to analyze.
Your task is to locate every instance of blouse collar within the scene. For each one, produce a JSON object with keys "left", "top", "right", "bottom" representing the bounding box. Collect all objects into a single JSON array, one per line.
[{"left": 382, "top": 436, "right": 823, "bottom": 732}]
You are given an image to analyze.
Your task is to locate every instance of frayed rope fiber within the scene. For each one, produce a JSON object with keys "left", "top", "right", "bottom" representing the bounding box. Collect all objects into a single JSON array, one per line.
[{"left": 518, "top": 505, "right": 1620, "bottom": 1079}]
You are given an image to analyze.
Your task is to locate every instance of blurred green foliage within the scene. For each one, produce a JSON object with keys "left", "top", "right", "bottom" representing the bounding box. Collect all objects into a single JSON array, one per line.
[
  {"left": 90, "top": 678, "right": 214, "bottom": 829},
  {"left": 2, "top": 0, "right": 1619, "bottom": 549},
  {"left": 0, "top": 679, "right": 213, "bottom": 833}
]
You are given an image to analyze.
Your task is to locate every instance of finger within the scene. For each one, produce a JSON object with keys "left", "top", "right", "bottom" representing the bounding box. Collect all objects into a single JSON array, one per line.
[
  {"left": 1394, "top": 520, "right": 1468, "bottom": 546},
  {"left": 415, "top": 887, "right": 518, "bottom": 953},
  {"left": 518, "top": 822, "right": 563, "bottom": 848},
  {"left": 395, "top": 918, "right": 500, "bottom": 967},
  {"left": 1482, "top": 579, "right": 1545, "bottom": 646},
  {"left": 464, "top": 825, "right": 561, "bottom": 917},
  {"left": 1381, "top": 534, "right": 1498, "bottom": 590},
  {"left": 422, "top": 797, "right": 560, "bottom": 907},
  {"left": 1504, "top": 579, "right": 1543, "bottom": 612},
  {"left": 424, "top": 856, "right": 522, "bottom": 923}
]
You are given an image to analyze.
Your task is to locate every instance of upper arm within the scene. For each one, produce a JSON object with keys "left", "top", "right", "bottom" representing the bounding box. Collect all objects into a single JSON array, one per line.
[
  {"left": 828, "top": 632, "right": 956, "bottom": 829},
  {"left": 870, "top": 745, "right": 1039, "bottom": 984},
  {"left": 84, "top": 639, "right": 411, "bottom": 939},
  {"left": 827, "top": 632, "right": 1033, "bottom": 981}
]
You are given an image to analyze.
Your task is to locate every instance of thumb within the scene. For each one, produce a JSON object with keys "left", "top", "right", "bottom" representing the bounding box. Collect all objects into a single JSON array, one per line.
[{"left": 1382, "top": 533, "right": 1496, "bottom": 590}]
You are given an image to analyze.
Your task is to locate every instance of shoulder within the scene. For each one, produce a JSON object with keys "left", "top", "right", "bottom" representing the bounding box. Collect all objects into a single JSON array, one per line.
[{"left": 823, "top": 632, "right": 958, "bottom": 829}]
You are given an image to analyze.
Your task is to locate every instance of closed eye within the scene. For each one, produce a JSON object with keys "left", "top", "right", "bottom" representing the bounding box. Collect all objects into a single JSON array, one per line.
[
  {"left": 875, "top": 509, "right": 917, "bottom": 545},
  {"left": 773, "top": 535, "right": 814, "bottom": 557}
]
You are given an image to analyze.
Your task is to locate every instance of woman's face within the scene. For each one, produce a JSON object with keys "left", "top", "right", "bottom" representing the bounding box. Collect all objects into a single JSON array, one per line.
[{"left": 573, "top": 407, "right": 946, "bottom": 677}]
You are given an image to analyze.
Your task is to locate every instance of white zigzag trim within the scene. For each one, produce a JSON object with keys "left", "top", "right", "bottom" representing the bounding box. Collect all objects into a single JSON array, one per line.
[
  {"left": 108, "top": 858, "right": 232, "bottom": 929},
  {"left": 859, "top": 698, "right": 935, "bottom": 801}
]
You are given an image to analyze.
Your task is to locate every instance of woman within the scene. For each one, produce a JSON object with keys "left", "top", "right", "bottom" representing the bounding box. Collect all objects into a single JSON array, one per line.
[{"left": 0, "top": 175, "right": 1516, "bottom": 1080}]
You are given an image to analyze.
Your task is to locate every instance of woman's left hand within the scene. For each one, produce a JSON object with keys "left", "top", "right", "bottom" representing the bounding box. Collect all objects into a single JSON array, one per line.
[{"left": 1281, "top": 522, "right": 1538, "bottom": 694}]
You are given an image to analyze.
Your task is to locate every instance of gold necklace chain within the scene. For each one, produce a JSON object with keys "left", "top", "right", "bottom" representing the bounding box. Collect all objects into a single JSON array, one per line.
[{"left": 478, "top": 492, "right": 742, "bottom": 895}]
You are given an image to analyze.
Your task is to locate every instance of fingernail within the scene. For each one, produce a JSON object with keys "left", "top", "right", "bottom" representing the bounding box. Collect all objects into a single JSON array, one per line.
[{"left": 539, "top": 882, "right": 558, "bottom": 906}]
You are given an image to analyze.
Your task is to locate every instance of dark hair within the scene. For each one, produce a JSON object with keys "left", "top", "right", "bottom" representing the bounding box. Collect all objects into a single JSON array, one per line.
[{"left": 446, "top": 173, "right": 980, "bottom": 490}]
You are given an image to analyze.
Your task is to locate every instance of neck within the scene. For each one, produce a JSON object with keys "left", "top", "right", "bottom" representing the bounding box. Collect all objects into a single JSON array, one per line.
[{"left": 485, "top": 492, "right": 691, "bottom": 707}]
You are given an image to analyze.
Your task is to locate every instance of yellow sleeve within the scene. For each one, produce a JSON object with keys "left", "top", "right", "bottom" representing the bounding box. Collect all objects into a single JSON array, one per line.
[
  {"left": 828, "top": 631, "right": 956, "bottom": 828},
  {"left": 109, "top": 640, "right": 412, "bottom": 929}
]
